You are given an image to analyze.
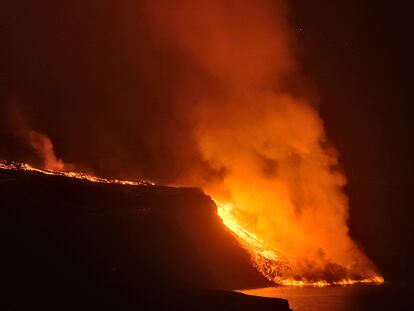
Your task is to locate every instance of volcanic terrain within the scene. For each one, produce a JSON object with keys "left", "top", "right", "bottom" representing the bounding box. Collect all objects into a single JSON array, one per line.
[{"left": 0, "top": 164, "right": 291, "bottom": 310}]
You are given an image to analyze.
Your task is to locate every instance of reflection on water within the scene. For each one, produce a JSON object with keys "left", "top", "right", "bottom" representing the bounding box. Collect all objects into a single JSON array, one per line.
[{"left": 239, "top": 285, "right": 409, "bottom": 311}]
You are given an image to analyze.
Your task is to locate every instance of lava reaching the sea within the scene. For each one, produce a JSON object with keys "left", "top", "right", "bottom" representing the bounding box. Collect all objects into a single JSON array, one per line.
[
  {"left": 141, "top": 0, "right": 383, "bottom": 285},
  {"left": 215, "top": 199, "right": 383, "bottom": 286},
  {"left": 1, "top": 0, "right": 384, "bottom": 287},
  {"left": 0, "top": 160, "right": 383, "bottom": 286}
]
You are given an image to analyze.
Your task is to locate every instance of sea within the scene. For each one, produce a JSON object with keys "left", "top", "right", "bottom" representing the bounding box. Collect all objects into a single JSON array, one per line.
[{"left": 239, "top": 284, "right": 412, "bottom": 311}]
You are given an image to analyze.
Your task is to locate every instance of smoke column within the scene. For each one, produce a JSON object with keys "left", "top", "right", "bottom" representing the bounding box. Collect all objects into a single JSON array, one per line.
[
  {"left": 27, "top": 130, "right": 66, "bottom": 171},
  {"left": 141, "top": 0, "right": 380, "bottom": 282}
]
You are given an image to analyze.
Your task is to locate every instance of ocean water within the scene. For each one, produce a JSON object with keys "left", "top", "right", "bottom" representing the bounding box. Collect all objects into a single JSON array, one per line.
[{"left": 239, "top": 284, "right": 411, "bottom": 311}]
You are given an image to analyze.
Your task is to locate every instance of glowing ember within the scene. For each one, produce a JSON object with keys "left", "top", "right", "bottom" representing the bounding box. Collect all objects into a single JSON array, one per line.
[{"left": 0, "top": 160, "right": 384, "bottom": 286}]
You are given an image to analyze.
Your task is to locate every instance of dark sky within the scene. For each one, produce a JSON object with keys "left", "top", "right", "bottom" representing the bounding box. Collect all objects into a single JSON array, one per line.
[
  {"left": 1, "top": 1, "right": 413, "bottom": 283},
  {"left": 290, "top": 1, "right": 413, "bottom": 284}
]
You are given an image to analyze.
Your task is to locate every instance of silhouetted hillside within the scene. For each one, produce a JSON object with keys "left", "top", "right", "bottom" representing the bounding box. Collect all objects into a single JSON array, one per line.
[{"left": 0, "top": 168, "right": 290, "bottom": 310}]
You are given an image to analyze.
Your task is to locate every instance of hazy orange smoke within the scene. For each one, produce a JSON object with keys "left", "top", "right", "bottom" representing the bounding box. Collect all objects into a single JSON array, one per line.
[
  {"left": 28, "top": 130, "right": 66, "bottom": 171},
  {"left": 144, "top": 0, "right": 380, "bottom": 283},
  {"left": 8, "top": 100, "right": 72, "bottom": 172}
]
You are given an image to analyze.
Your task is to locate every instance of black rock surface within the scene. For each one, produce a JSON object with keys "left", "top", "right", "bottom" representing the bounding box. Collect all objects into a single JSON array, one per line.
[{"left": 0, "top": 168, "right": 291, "bottom": 310}]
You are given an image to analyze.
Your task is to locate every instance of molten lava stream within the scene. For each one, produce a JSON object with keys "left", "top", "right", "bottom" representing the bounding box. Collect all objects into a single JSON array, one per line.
[
  {"left": 0, "top": 161, "right": 153, "bottom": 186},
  {"left": 214, "top": 200, "right": 384, "bottom": 287},
  {"left": 0, "top": 160, "right": 384, "bottom": 287}
]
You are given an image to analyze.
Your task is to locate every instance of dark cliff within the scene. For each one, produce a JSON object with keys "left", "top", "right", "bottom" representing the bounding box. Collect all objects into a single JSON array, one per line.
[{"left": 0, "top": 168, "right": 290, "bottom": 310}]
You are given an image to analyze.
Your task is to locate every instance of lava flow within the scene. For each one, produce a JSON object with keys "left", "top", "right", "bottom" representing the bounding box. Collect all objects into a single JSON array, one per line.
[
  {"left": 0, "top": 160, "right": 384, "bottom": 287},
  {"left": 0, "top": 161, "right": 153, "bottom": 186},
  {"left": 215, "top": 200, "right": 384, "bottom": 287}
]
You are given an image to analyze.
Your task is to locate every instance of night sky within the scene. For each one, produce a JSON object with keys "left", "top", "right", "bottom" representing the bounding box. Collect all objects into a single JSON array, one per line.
[
  {"left": 290, "top": 1, "right": 413, "bottom": 285},
  {"left": 1, "top": 0, "right": 413, "bottom": 285}
]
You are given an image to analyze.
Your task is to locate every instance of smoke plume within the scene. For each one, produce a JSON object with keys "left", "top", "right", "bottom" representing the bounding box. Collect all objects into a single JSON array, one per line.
[
  {"left": 141, "top": 0, "right": 379, "bottom": 282},
  {"left": 4, "top": 96, "right": 72, "bottom": 171},
  {"left": 28, "top": 130, "right": 66, "bottom": 171}
]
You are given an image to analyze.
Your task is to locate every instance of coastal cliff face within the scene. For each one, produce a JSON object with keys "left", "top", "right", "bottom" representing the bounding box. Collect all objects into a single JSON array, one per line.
[{"left": 0, "top": 168, "right": 291, "bottom": 310}]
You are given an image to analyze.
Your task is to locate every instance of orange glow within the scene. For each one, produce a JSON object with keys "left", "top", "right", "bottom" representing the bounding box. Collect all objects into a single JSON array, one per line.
[
  {"left": 0, "top": 161, "right": 384, "bottom": 286},
  {"left": 215, "top": 200, "right": 384, "bottom": 287},
  {"left": 143, "top": 0, "right": 384, "bottom": 286},
  {"left": 0, "top": 161, "right": 152, "bottom": 186},
  {"left": 1, "top": 0, "right": 385, "bottom": 289}
]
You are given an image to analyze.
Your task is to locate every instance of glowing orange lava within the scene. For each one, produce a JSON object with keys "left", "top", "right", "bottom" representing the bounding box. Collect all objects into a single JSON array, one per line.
[
  {"left": 0, "top": 161, "right": 153, "bottom": 186},
  {"left": 215, "top": 199, "right": 384, "bottom": 287},
  {"left": 0, "top": 160, "right": 384, "bottom": 286}
]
